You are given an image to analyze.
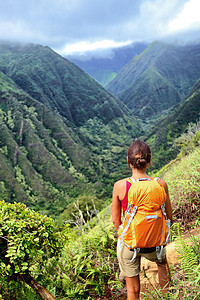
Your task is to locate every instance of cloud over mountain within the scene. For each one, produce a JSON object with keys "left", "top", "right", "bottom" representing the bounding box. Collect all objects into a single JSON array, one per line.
[{"left": 1, "top": 0, "right": 199, "bottom": 57}]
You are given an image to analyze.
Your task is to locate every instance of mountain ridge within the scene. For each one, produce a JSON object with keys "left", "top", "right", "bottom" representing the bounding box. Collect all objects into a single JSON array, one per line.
[
  {"left": 107, "top": 41, "right": 200, "bottom": 120},
  {"left": 144, "top": 77, "right": 200, "bottom": 170}
]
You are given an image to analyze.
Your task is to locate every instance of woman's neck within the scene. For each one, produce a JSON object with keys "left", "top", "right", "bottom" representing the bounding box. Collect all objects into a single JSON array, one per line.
[{"left": 131, "top": 168, "right": 149, "bottom": 180}]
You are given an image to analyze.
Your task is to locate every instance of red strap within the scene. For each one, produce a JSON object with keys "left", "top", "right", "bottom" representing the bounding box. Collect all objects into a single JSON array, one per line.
[{"left": 121, "top": 180, "right": 132, "bottom": 213}]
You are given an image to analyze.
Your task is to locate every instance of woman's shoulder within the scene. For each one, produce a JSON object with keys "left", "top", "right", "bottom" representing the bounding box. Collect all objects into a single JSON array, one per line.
[
  {"left": 113, "top": 178, "right": 130, "bottom": 200},
  {"left": 115, "top": 177, "right": 130, "bottom": 184},
  {"left": 155, "top": 178, "right": 169, "bottom": 194},
  {"left": 156, "top": 178, "right": 167, "bottom": 187},
  {"left": 113, "top": 178, "right": 129, "bottom": 189}
]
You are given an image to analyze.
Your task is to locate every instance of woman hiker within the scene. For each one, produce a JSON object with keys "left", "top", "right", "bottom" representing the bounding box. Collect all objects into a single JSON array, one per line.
[{"left": 112, "top": 139, "right": 172, "bottom": 300}]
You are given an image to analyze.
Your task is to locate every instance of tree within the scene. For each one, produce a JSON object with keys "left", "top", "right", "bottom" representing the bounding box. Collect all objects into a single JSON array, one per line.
[{"left": 175, "top": 121, "right": 200, "bottom": 155}]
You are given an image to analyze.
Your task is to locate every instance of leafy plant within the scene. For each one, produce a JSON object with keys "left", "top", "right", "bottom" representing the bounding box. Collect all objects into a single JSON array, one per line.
[
  {"left": 39, "top": 214, "right": 122, "bottom": 300},
  {"left": 0, "top": 201, "right": 63, "bottom": 299},
  {"left": 177, "top": 234, "right": 200, "bottom": 282}
]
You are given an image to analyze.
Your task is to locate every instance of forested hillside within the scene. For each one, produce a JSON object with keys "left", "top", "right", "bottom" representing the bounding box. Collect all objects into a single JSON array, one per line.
[
  {"left": 107, "top": 41, "right": 200, "bottom": 120},
  {"left": 0, "top": 43, "right": 128, "bottom": 126},
  {"left": 67, "top": 42, "right": 148, "bottom": 86},
  {"left": 0, "top": 43, "right": 141, "bottom": 218},
  {"left": 144, "top": 78, "right": 200, "bottom": 170}
]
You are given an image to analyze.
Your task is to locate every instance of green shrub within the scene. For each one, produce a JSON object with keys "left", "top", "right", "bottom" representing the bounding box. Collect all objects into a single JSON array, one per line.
[{"left": 0, "top": 201, "right": 63, "bottom": 299}]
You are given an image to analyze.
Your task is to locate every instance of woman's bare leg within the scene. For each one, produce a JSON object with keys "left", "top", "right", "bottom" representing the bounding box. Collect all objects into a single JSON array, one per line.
[
  {"left": 157, "top": 261, "right": 171, "bottom": 294},
  {"left": 125, "top": 275, "right": 140, "bottom": 300}
]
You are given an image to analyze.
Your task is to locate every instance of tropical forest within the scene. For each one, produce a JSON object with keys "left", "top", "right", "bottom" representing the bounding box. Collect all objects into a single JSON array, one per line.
[{"left": 0, "top": 40, "right": 199, "bottom": 299}]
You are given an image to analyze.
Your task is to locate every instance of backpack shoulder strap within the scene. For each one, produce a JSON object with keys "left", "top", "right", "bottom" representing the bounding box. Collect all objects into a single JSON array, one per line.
[
  {"left": 126, "top": 177, "right": 136, "bottom": 184},
  {"left": 128, "top": 177, "right": 152, "bottom": 183},
  {"left": 153, "top": 177, "right": 165, "bottom": 187},
  {"left": 137, "top": 177, "right": 151, "bottom": 182}
]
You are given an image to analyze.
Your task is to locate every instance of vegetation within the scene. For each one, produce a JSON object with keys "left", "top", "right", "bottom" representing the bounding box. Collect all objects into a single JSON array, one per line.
[
  {"left": 0, "top": 41, "right": 200, "bottom": 299},
  {"left": 0, "top": 201, "right": 62, "bottom": 299},
  {"left": 0, "top": 125, "right": 199, "bottom": 299},
  {"left": 155, "top": 123, "right": 200, "bottom": 230}
]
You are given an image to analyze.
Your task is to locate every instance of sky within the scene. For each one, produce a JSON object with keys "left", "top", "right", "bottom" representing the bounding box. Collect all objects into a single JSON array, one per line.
[{"left": 0, "top": 0, "right": 200, "bottom": 57}]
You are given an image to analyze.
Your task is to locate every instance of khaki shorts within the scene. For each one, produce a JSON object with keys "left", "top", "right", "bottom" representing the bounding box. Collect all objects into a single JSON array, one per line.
[{"left": 117, "top": 239, "right": 167, "bottom": 277}]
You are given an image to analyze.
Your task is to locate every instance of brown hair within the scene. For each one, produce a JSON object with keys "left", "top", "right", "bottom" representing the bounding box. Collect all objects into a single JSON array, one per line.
[{"left": 127, "top": 139, "right": 151, "bottom": 170}]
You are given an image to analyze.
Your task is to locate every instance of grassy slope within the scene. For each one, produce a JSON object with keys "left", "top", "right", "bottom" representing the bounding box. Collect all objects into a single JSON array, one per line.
[{"left": 155, "top": 148, "right": 200, "bottom": 228}]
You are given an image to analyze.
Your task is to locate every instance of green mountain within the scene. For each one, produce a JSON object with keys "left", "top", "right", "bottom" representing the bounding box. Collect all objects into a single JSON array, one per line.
[
  {"left": 0, "top": 42, "right": 141, "bottom": 218},
  {"left": 0, "top": 43, "right": 125, "bottom": 126},
  {"left": 106, "top": 42, "right": 200, "bottom": 120},
  {"left": 1, "top": 41, "right": 200, "bottom": 300},
  {"left": 1, "top": 41, "right": 199, "bottom": 219},
  {"left": 144, "top": 77, "right": 200, "bottom": 171},
  {"left": 67, "top": 42, "right": 148, "bottom": 86}
]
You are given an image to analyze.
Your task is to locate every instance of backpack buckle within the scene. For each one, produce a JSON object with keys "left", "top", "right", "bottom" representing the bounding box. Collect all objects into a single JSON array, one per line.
[
  {"left": 130, "top": 248, "right": 140, "bottom": 262},
  {"left": 156, "top": 245, "right": 164, "bottom": 262}
]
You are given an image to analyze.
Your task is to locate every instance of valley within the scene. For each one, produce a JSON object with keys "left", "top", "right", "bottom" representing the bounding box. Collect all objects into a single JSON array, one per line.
[
  {"left": 0, "top": 40, "right": 200, "bottom": 220},
  {"left": 0, "top": 39, "right": 199, "bottom": 299}
]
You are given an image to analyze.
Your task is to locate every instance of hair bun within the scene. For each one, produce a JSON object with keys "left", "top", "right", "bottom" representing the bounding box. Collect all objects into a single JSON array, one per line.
[
  {"left": 135, "top": 157, "right": 146, "bottom": 168},
  {"left": 127, "top": 139, "right": 151, "bottom": 170}
]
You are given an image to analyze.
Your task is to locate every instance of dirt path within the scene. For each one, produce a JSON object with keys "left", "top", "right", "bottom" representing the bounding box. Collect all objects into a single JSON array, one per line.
[{"left": 139, "top": 227, "right": 200, "bottom": 297}]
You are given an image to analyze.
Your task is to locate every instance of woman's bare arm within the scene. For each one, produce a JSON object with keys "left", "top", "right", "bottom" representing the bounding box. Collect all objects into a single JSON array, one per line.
[{"left": 112, "top": 180, "right": 125, "bottom": 231}]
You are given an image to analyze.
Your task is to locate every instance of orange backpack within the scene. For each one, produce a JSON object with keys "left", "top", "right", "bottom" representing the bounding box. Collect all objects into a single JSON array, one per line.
[{"left": 117, "top": 177, "right": 171, "bottom": 262}]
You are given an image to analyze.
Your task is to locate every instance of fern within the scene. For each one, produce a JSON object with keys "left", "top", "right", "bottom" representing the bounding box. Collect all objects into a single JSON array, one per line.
[{"left": 177, "top": 234, "right": 200, "bottom": 283}]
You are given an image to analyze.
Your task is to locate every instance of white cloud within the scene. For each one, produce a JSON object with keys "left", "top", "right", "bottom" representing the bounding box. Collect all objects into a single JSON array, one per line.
[
  {"left": 57, "top": 40, "right": 133, "bottom": 55},
  {"left": 168, "top": 0, "right": 200, "bottom": 32}
]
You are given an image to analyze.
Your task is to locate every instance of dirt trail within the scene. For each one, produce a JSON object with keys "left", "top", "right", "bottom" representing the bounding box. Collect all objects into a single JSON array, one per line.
[{"left": 139, "top": 227, "right": 200, "bottom": 297}]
